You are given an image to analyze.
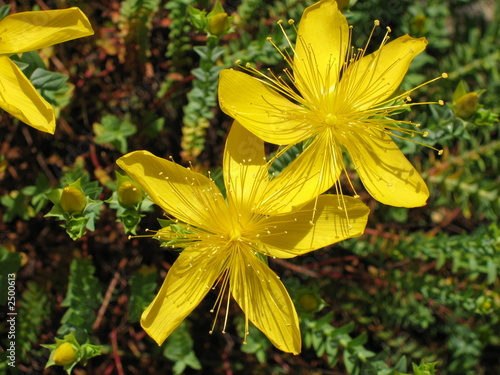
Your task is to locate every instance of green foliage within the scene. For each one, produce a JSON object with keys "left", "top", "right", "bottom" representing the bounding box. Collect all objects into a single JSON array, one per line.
[
  {"left": 0, "top": 173, "right": 50, "bottom": 222},
  {"left": 1, "top": 190, "right": 35, "bottom": 222},
  {"left": 16, "top": 281, "right": 50, "bottom": 362},
  {"left": 339, "top": 221, "right": 500, "bottom": 374},
  {"left": 128, "top": 265, "right": 158, "bottom": 322},
  {"left": 120, "top": 0, "right": 161, "bottom": 63},
  {"left": 162, "top": 321, "right": 202, "bottom": 375},
  {"left": 238, "top": 322, "right": 272, "bottom": 364},
  {"left": 181, "top": 40, "right": 226, "bottom": 159},
  {"left": 164, "top": 0, "right": 196, "bottom": 69},
  {"left": 93, "top": 114, "right": 137, "bottom": 154},
  {"left": 58, "top": 258, "right": 103, "bottom": 339},
  {"left": 0, "top": 245, "right": 21, "bottom": 305},
  {"left": 0, "top": 4, "right": 10, "bottom": 20}
]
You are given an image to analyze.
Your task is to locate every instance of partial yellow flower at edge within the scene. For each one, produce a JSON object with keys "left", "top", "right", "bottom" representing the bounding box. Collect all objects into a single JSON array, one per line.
[
  {"left": 0, "top": 56, "right": 55, "bottom": 132},
  {"left": 218, "top": 0, "right": 446, "bottom": 208},
  {"left": 0, "top": 7, "right": 94, "bottom": 134},
  {"left": 116, "top": 121, "right": 370, "bottom": 354}
]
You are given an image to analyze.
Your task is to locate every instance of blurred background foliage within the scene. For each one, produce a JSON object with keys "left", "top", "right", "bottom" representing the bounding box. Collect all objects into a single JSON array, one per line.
[{"left": 0, "top": 0, "right": 498, "bottom": 374}]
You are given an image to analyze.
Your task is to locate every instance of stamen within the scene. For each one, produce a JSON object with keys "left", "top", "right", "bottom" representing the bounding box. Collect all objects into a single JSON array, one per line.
[{"left": 209, "top": 268, "right": 230, "bottom": 334}]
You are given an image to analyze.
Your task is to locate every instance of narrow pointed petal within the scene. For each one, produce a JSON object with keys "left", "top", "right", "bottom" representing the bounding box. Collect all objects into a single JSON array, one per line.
[
  {"left": 223, "top": 121, "right": 269, "bottom": 212},
  {"left": 141, "top": 247, "right": 228, "bottom": 345},
  {"left": 218, "top": 69, "right": 318, "bottom": 145},
  {"left": 0, "top": 8, "right": 94, "bottom": 54},
  {"left": 230, "top": 246, "right": 301, "bottom": 354},
  {"left": 341, "top": 128, "right": 429, "bottom": 207},
  {"left": 0, "top": 56, "right": 55, "bottom": 133},
  {"left": 257, "top": 195, "right": 369, "bottom": 258},
  {"left": 117, "top": 151, "right": 230, "bottom": 231},
  {"left": 260, "top": 130, "right": 342, "bottom": 214},
  {"left": 341, "top": 35, "right": 427, "bottom": 111},
  {"left": 293, "top": 0, "right": 349, "bottom": 100}
]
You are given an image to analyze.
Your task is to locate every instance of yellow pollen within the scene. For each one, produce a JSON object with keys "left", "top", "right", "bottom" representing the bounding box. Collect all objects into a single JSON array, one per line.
[{"left": 325, "top": 113, "right": 338, "bottom": 127}]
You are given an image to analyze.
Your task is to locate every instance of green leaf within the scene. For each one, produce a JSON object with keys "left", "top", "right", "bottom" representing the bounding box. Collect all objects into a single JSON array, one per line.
[
  {"left": 163, "top": 321, "right": 202, "bottom": 375},
  {"left": 58, "top": 258, "right": 103, "bottom": 335},
  {"left": 94, "top": 114, "right": 137, "bottom": 154},
  {"left": 0, "top": 246, "right": 22, "bottom": 305},
  {"left": 128, "top": 266, "right": 158, "bottom": 322},
  {"left": 30, "top": 68, "right": 69, "bottom": 91},
  {"left": 0, "top": 5, "right": 11, "bottom": 21}
]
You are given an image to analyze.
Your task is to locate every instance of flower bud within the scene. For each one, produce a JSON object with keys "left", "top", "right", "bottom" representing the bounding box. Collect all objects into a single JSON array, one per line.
[
  {"left": 208, "top": 12, "right": 230, "bottom": 36},
  {"left": 298, "top": 293, "right": 320, "bottom": 312},
  {"left": 60, "top": 186, "right": 86, "bottom": 213},
  {"left": 455, "top": 92, "right": 479, "bottom": 118},
  {"left": 118, "top": 181, "right": 142, "bottom": 207},
  {"left": 53, "top": 342, "right": 77, "bottom": 366}
]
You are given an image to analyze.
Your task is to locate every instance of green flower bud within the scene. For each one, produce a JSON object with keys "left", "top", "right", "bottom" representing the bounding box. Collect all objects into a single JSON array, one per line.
[
  {"left": 455, "top": 92, "right": 479, "bottom": 118},
  {"left": 298, "top": 293, "right": 320, "bottom": 312},
  {"left": 53, "top": 342, "right": 77, "bottom": 366},
  {"left": 60, "top": 186, "right": 86, "bottom": 213},
  {"left": 208, "top": 12, "right": 230, "bottom": 36},
  {"left": 118, "top": 181, "right": 142, "bottom": 206}
]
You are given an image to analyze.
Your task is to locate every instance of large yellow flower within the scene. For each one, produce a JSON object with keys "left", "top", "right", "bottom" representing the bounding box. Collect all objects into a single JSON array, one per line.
[
  {"left": 0, "top": 8, "right": 94, "bottom": 133},
  {"left": 219, "top": 0, "right": 445, "bottom": 207},
  {"left": 117, "top": 121, "right": 370, "bottom": 354}
]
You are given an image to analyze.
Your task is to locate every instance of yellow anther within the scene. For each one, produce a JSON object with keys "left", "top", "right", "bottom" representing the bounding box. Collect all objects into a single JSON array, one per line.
[
  {"left": 374, "top": 20, "right": 380, "bottom": 26},
  {"left": 442, "top": 72, "right": 449, "bottom": 78}
]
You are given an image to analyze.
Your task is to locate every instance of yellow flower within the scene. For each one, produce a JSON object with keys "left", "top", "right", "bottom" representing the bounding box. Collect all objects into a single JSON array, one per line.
[
  {"left": 219, "top": 0, "right": 446, "bottom": 207},
  {"left": 117, "top": 121, "right": 369, "bottom": 354},
  {"left": 0, "top": 7, "right": 94, "bottom": 133}
]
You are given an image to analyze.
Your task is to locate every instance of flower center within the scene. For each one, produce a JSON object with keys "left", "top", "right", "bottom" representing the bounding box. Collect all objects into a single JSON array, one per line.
[
  {"left": 325, "top": 113, "right": 338, "bottom": 127},
  {"left": 229, "top": 227, "right": 242, "bottom": 242}
]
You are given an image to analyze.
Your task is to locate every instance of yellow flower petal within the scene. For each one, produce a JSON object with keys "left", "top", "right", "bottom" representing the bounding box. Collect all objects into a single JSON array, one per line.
[
  {"left": 0, "top": 56, "right": 55, "bottom": 133},
  {"left": 341, "top": 34, "right": 428, "bottom": 111},
  {"left": 219, "top": 69, "right": 318, "bottom": 145},
  {"left": 341, "top": 128, "right": 429, "bottom": 207},
  {"left": 117, "top": 151, "right": 230, "bottom": 231},
  {"left": 141, "top": 247, "right": 228, "bottom": 345},
  {"left": 0, "top": 7, "right": 94, "bottom": 54},
  {"left": 258, "top": 195, "right": 369, "bottom": 258},
  {"left": 223, "top": 121, "right": 269, "bottom": 212},
  {"left": 230, "top": 245, "right": 301, "bottom": 354},
  {"left": 261, "top": 130, "right": 342, "bottom": 214},
  {"left": 293, "top": 0, "right": 349, "bottom": 101}
]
